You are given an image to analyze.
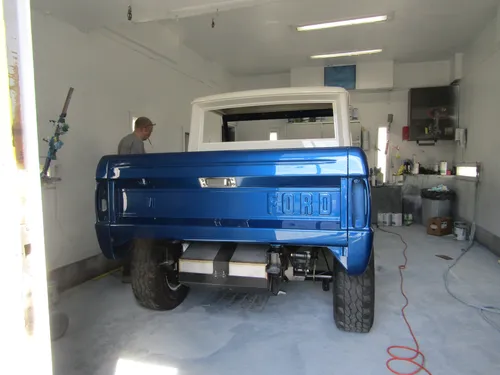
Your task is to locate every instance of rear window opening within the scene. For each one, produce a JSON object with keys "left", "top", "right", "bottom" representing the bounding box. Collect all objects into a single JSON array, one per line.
[
  {"left": 202, "top": 103, "right": 336, "bottom": 144},
  {"left": 227, "top": 117, "right": 335, "bottom": 143}
]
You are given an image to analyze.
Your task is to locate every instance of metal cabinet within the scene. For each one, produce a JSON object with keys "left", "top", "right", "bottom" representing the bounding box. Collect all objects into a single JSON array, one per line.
[{"left": 408, "top": 84, "right": 459, "bottom": 142}]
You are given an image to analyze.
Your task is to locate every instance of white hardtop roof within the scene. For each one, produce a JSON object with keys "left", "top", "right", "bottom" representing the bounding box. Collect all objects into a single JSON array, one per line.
[{"left": 191, "top": 86, "right": 349, "bottom": 114}]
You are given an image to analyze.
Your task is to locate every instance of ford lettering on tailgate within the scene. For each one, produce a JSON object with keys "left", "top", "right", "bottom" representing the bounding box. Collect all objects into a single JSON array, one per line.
[{"left": 267, "top": 192, "right": 340, "bottom": 217}]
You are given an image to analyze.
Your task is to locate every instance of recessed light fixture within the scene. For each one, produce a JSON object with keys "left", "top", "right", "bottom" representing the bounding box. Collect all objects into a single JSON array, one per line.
[
  {"left": 311, "top": 49, "right": 383, "bottom": 59},
  {"left": 297, "top": 15, "right": 388, "bottom": 32}
]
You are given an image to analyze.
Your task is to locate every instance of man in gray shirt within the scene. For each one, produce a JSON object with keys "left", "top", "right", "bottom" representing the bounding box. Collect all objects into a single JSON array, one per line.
[
  {"left": 118, "top": 116, "right": 155, "bottom": 155},
  {"left": 117, "top": 116, "right": 155, "bottom": 283}
]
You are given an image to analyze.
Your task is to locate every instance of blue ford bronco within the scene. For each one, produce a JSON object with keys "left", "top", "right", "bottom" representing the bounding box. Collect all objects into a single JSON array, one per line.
[{"left": 95, "top": 87, "right": 374, "bottom": 333}]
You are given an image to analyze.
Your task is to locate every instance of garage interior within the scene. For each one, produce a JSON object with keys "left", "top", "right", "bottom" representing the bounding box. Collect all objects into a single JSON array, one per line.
[{"left": 4, "top": 0, "right": 500, "bottom": 374}]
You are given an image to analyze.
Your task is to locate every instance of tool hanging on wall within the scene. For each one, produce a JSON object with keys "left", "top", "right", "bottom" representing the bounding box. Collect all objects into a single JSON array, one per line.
[
  {"left": 385, "top": 113, "right": 393, "bottom": 155},
  {"left": 127, "top": 5, "right": 132, "bottom": 21},
  {"left": 40, "top": 87, "right": 74, "bottom": 182},
  {"left": 211, "top": 9, "right": 219, "bottom": 28}
]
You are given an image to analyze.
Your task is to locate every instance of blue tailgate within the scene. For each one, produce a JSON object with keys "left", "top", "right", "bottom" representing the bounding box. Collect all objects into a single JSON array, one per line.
[{"left": 95, "top": 147, "right": 373, "bottom": 275}]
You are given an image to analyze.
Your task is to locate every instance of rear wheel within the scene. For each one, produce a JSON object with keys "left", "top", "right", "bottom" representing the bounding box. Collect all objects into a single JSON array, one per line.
[
  {"left": 131, "top": 239, "right": 188, "bottom": 310},
  {"left": 332, "top": 251, "right": 375, "bottom": 333}
]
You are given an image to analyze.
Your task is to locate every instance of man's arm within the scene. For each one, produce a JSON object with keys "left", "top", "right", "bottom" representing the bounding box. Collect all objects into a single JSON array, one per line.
[{"left": 117, "top": 138, "right": 124, "bottom": 154}]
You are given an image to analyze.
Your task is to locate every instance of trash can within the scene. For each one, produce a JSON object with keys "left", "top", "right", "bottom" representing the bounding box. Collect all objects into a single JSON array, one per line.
[{"left": 421, "top": 188, "right": 455, "bottom": 225}]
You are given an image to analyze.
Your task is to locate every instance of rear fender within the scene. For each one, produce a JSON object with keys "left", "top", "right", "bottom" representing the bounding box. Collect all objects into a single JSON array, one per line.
[{"left": 327, "top": 229, "right": 373, "bottom": 276}]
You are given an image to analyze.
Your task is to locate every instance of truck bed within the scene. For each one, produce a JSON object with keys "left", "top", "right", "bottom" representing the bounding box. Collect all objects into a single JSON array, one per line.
[{"left": 95, "top": 147, "right": 373, "bottom": 275}]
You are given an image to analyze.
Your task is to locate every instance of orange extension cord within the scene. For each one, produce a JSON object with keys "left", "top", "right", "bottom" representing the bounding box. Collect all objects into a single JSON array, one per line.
[{"left": 378, "top": 228, "right": 432, "bottom": 375}]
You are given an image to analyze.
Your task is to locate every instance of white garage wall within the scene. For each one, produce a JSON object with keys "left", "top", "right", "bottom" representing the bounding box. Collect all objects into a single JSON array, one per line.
[
  {"left": 285, "top": 61, "right": 452, "bottom": 89},
  {"left": 234, "top": 120, "right": 334, "bottom": 142},
  {"left": 457, "top": 15, "right": 500, "bottom": 237},
  {"left": 231, "top": 91, "right": 456, "bottom": 172},
  {"left": 32, "top": 11, "right": 231, "bottom": 270},
  {"left": 330, "top": 62, "right": 456, "bottom": 172},
  {"left": 233, "top": 61, "right": 457, "bottom": 174},
  {"left": 393, "top": 60, "right": 452, "bottom": 88},
  {"left": 235, "top": 120, "right": 287, "bottom": 141},
  {"left": 349, "top": 90, "right": 456, "bottom": 173},
  {"left": 232, "top": 72, "right": 290, "bottom": 91}
]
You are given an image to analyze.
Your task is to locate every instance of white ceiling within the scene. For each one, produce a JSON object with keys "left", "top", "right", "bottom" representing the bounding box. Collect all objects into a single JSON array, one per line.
[
  {"left": 31, "top": 0, "right": 279, "bottom": 30},
  {"left": 32, "top": 0, "right": 499, "bottom": 76}
]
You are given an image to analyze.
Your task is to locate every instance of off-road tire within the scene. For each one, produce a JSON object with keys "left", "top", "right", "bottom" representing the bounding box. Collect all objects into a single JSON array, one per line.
[
  {"left": 131, "top": 239, "right": 188, "bottom": 310},
  {"left": 333, "top": 251, "right": 375, "bottom": 333}
]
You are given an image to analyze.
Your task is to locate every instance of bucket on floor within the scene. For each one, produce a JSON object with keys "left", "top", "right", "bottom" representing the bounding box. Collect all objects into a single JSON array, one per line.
[
  {"left": 377, "top": 213, "right": 384, "bottom": 226},
  {"left": 383, "top": 213, "right": 392, "bottom": 226},
  {"left": 391, "top": 213, "right": 403, "bottom": 227},
  {"left": 454, "top": 221, "right": 468, "bottom": 241},
  {"left": 404, "top": 213, "right": 413, "bottom": 226}
]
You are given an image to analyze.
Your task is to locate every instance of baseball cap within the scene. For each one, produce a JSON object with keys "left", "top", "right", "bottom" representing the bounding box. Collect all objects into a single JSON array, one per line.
[{"left": 135, "top": 116, "right": 156, "bottom": 128}]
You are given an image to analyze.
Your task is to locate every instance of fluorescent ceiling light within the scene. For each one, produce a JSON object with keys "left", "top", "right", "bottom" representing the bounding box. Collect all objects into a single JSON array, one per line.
[
  {"left": 297, "top": 15, "right": 388, "bottom": 32},
  {"left": 311, "top": 49, "right": 383, "bottom": 59}
]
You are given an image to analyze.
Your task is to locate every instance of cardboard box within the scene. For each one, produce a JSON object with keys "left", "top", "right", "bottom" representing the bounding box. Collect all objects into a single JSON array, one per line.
[{"left": 427, "top": 217, "right": 453, "bottom": 236}]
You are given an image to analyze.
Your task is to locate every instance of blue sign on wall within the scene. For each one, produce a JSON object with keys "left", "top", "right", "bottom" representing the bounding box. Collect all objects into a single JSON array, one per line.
[{"left": 324, "top": 65, "right": 356, "bottom": 90}]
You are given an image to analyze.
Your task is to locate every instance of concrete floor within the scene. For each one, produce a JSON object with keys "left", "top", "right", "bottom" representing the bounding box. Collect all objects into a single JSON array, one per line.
[{"left": 51, "top": 226, "right": 500, "bottom": 375}]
